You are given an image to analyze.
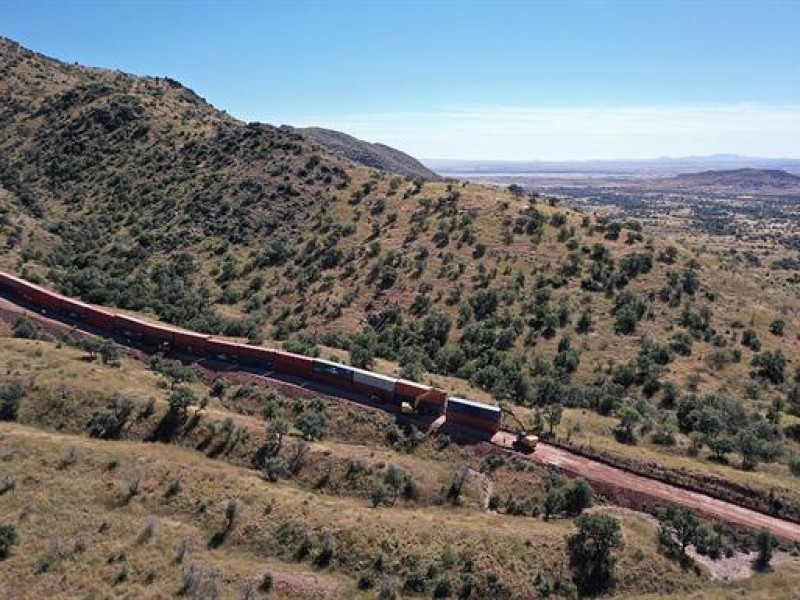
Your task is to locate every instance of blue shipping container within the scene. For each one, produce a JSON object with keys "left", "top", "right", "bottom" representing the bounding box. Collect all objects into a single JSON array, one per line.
[{"left": 446, "top": 397, "right": 501, "bottom": 422}]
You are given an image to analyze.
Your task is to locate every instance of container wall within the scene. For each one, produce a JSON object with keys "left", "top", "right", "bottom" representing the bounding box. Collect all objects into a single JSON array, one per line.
[
  {"left": 173, "top": 330, "right": 210, "bottom": 354},
  {"left": 114, "top": 315, "right": 174, "bottom": 345},
  {"left": 446, "top": 397, "right": 502, "bottom": 422},
  {"left": 395, "top": 379, "right": 431, "bottom": 402},
  {"left": 353, "top": 369, "right": 396, "bottom": 393},
  {"left": 313, "top": 371, "right": 355, "bottom": 390},
  {"left": 60, "top": 297, "right": 115, "bottom": 329},
  {"left": 352, "top": 380, "right": 395, "bottom": 402},
  {"left": 312, "top": 359, "right": 354, "bottom": 382},
  {"left": 445, "top": 411, "right": 501, "bottom": 433},
  {"left": 206, "top": 338, "right": 237, "bottom": 361},
  {"left": 272, "top": 351, "right": 314, "bottom": 377}
]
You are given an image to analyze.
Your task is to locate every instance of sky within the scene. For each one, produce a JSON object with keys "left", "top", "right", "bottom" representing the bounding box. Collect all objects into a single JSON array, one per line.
[{"left": 2, "top": 0, "right": 799, "bottom": 160}]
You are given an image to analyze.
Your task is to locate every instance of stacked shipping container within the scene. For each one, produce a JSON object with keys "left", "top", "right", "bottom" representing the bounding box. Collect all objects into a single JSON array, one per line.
[
  {"left": 0, "top": 270, "right": 463, "bottom": 428},
  {"left": 445, "top": 397, "right": 502, "bottom": 433}
]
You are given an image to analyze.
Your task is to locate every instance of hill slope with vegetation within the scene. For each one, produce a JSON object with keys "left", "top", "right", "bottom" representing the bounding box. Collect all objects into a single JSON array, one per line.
[
  {"left": 298, "top": 126, "right": 439, "bottom": 180},
  {"left": 1, "top": 36, "right": 800, "bottom": 527}
]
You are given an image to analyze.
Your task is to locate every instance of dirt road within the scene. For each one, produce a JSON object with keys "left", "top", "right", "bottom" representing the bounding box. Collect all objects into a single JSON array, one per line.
[{"left": 534, "top": 439, "right": 800, "bottom": 542}]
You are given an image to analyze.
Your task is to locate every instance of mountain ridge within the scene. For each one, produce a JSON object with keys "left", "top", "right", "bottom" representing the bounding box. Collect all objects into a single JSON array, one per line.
[
  {"left": 298, "top": 126, "right": 439, "bottom": 180},
  {"left": 665, "top": 168, "right": 800, "bottom": 188}
]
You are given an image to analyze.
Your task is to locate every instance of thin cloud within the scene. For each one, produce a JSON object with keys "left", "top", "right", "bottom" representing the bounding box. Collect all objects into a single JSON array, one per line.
[{"left": 288, "top": 104, "right": 800, "bottom": 160}]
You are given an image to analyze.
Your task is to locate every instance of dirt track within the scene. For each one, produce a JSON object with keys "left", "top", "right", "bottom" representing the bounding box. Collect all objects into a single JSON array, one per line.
[
  {"left": 4, "top": 295, "right": 800, "bottom": 542},
  {"left": 533, "top": 439, "right": 800, "bottom": 542}
]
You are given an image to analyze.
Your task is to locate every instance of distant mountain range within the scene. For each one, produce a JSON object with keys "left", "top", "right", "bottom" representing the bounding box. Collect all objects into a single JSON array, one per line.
[
  {"left": 665, "top": 168, "right": 800, "bottom": 188},
  {"left": 425, "top": 155, "right": 800, "bottom": 178}
]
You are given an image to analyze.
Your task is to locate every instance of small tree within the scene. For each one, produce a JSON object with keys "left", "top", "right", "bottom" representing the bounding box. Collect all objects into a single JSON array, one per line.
[
  {"left": 263, "top": 419, "right": 288, "bottom": 458},
  {"left": 99, "top": 339, "right": 121, "bottom": 366},
  {"left": 736, "top": 424, "right": 773, "bottom": 471},
  {"left": 167, "top": 386, "right": 196, "bottom": 416},
  {"left": 287, "top": 441, "right": 309, "bottom": 476},
  {"left": 769, "top": 319, "right": 785, "bottom": 336},
  {"left": 706, "top": 434, "right": 735, "bottom": 462},
  {"left": 751, "top": 350, "right": 787, "bottom": 385},
  {"left": 741, "top": 328, "right": 761, "bottom": 351},
  {"left": 753, "top": 529, "right": 777, "bottom": 571},
  {"left": 563, "top": 479, "right": 594, "bottom": 517},
  {"left": 613, "top": 404, "right": 641, "bottom": 445},
  {"left": 0, "top": 380, "right": 26, "bottom": 421},
  {"left": 658, "top": 505, "right": 699, "bottom": 560},
  {"left": 79, "top": 337, "right": 102, "bottom": 360},
  {"left": 350, "top": 342, "right": 375, "bottom": 370},
  {"left": 210, "top": 378, "right": 230, "bottom": 399},
  {"left": 0, "top": 524, "right": 18, "bottom": 559},
  {"left": 543, "top": 487, "right": 564, "bottom": 520},
  {"left": 294, "top": 407, "right": 329, "bottom": 440},
  {"left": 576, "top": 311, "right": 593, "bottom": 334},
  {"left": 567, "top": 513, "right": 623, "bottom": 596},
  {"left": 543, "top": 403, "right": 563, "bottom": 437}
]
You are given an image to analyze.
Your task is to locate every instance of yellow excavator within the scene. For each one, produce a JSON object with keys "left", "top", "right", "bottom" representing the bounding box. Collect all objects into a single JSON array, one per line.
[{"left": 501, "top": 404, "right": 539, "bottom": 452}]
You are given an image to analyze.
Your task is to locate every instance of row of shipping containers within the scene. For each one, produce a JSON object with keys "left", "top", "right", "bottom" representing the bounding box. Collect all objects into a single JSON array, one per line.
[
  {"left": 0, "top": 270, "right": 454, "bottom": 419},
  {"left": 308, "top": 358, "right": 446, "bottom": 410}
]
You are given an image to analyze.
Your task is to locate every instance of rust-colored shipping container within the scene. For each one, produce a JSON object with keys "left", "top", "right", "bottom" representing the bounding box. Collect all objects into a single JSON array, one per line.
[
  {"left": 395, "top": 379, "right": 431, "bottom": 403},
  {"left": 0, "top": 272, "right": 62, "bottom": 312},
  {"left": 172, "top": 329, "right": 210, "bottom": 355},
  {"left": 206, "top": 338, "right": 236, "bottom": 361},
  {"left": 221, "top": 342, "right": 262, "bottom": 366},
  {"left": 417, "top": 388, "right": 447, "bottom": 405},
  {"left": 60, "top": 297, "right": 115, "bottom": 330},
  {"left": 114, "top": 314, "right": 174, "bottom": 347},
  {"left": 271, "top": 350, "right": 314, "bottom": 377}
]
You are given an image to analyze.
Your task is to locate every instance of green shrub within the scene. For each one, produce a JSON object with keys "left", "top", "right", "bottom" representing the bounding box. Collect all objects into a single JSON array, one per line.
[
  {"left": 0, "top": 524, "right": 18, "bottom": 559},
  {"left": 0, "top": 380, "right": 26, "bottom": 421}
]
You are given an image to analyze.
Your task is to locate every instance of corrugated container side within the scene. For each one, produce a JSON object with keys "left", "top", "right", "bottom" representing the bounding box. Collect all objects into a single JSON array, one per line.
[
  {"left": 445, "top": 411, "right": 501, "bottom": 433},
  {"left": 395, "top": 379, "right": 431, "bottom": 402},
  {"left": 416, "top": 399, "right": 445, "bottom": 416},
  {"left": 248, "top": 346, "right": 275, "bottom": 368},
  {"left": 206, "top": 338, "right": 237, "bottom": 360},
  {"left": 272, "top": 351, "right": 314, "bottom": 377},
  {"left": 418, "top": 388, "right": 447, "bottom": 405},
  {"left": 313, "top": 371, "right": 355, "bottom": 390},
  {"left": 353, "top": 369, "right": 396, "bottom": 393},
  {"left": 114, "top": 315, "right": 173, "bottom": 344},
  {"left": 173, "top": 330, "right": 210, "bottom": 354},
  {"left": 446, "top": 397, "right": 502, "bottom": 420},
  {"left": 22, "top": 284, "right": 63, "bottom": 311},
  {"left": 0, "top": 272, "right": 59, "bottom": 308},
  {"left": 223, "top": 342, "right": 262, "bottom": 366},
  {"left": 312, "top": 359, "right": 354, "bottom": 381},
  {"left": 352, "top": 380, "right": 395, "bottom": 401},
  {"left": 59, "top": 297, "right": 115, "bottom": 329},
  {"left": 0, "top": 273, "right": 26, "bottom": 296}
]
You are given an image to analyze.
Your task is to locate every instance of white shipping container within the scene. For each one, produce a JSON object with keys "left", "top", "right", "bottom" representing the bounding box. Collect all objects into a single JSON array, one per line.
[{"left": 353, "top": 368, "right": 397, "bottom": 393}]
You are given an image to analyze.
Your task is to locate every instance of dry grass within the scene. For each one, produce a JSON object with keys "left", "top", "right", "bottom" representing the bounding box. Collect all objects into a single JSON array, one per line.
[
  {"left": 0, "top": 421, "right": 713, "bottom": 599},
  {"left": 0, "top": 335, "right": 739, "bottom": 599}
]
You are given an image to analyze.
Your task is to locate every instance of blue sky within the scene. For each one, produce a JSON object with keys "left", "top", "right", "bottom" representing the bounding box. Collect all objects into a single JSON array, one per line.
[{"left": 3, "top": 0, "right": 799, "bottom": 159}]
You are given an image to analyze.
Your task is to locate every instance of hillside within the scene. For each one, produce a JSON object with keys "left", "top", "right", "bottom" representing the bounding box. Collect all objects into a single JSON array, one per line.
[
  {"left": 667, "top": 168, "right": 800, "bottom": 189},
  {"left": 6, "top": 334, "right": 788, "bottom": 599},
  {"left": 299, "top": 126, "right": 439, "bottom": 180},
  {"left": 2, "top": 35, "right": 800, "bottom": 575}
]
